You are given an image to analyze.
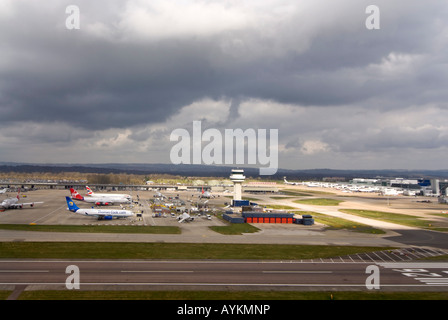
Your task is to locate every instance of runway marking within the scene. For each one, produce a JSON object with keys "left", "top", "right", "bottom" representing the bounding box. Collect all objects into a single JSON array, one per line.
[
  {"left": 143, "top": 200, "right": 156, "bottom": 226},
  {"left": 404, "top": 250, "right": 423, "bottom": 260},
  {"left": 121, "top": 270, "right": 194, "bottom": 273},
  {"left": 378, "top": 262, "right": 448, "bottom": 268},
  {"left": 416, "top": 278, "right": 448, "bottom": 282},
  {"left": 262, "top": 271, "right": 333, "bottom": 274},
  {"left": 378, "top": 262, "right": 448, "bottom": 287},
  {"left": 0, "top": 270, "right": 49, "bottom": 273},
  {"left": 380, "top": 251, "right": 396, "bottom": 261},
  {"left": 30, "top": 204, "right": 65, "bottom": 224},
  {"left": 392, "top": 250, "right": 407, "bottom": 261},
  {"left": 0, "top": 282, "right": 446, "bottom": 288},
  {"left": 372, "top": 251, "right": 386, "bottom": 262}
]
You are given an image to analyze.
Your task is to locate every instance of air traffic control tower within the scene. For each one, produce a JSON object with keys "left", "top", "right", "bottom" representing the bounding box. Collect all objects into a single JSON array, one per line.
[{"left": 230, "top": 168, "right": 245, "bottom": 205}]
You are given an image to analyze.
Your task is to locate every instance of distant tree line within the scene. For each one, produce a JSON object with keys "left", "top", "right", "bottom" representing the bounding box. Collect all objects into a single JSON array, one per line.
[{"left": 85, "top": 173, "right": 143, "bottom": 185}]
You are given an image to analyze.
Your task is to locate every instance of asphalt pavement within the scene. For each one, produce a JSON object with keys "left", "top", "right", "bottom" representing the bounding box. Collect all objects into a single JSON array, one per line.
[{"left": 2, "top": 259, "right": 448, "bottom": 292}]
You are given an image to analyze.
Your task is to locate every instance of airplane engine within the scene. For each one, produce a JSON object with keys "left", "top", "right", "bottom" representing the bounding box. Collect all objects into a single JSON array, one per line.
[{"left": 104, "top": 216, "right": 113, "bottom": 220}]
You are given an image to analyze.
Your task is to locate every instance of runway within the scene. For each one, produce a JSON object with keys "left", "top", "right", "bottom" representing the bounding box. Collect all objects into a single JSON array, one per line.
[{"left": 1, "top": 259, "right": 448, "bottom": 292}]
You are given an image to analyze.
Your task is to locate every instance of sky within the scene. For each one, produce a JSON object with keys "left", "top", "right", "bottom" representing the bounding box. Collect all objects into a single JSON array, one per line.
[{"left": 0, "top": 0, "right": 447, "bottom": 172}]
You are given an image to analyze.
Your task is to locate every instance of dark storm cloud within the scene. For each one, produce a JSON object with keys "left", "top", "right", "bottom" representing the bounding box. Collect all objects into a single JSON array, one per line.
[
  {"left": 0, "top": 36, "right": 218, "bottom": 129},
  {"left": 2, "top": 0, "right": 446, "bottom": 130}
]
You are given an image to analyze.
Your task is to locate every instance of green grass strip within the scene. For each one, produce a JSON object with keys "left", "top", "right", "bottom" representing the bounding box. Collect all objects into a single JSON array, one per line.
[
  {"left": 294, "top": 198, "right": 343, "bottom": 206},
  {"left": 0, "top": 291, "right": 12, "bottom": 300},
  {"left": 293, "top": 211, "right": 385, "bottom": 234},
  {"left": 0, "top": 224, "right": 180, "bottom": 234},
  {"left": 339, "top": 209, "right": 444, "bottom": 230},
  {"left": 284, "top": 188, "right": 334, "bottom": 195},
  {"left": 16, "top": 290, "right": 448, "bottom": 300},
  {"left": 0, "top": 242, "right": 392, "bottom": 260},
  {"left": 209, "top": 223, "right": 260, "bottom": 235},
  {"left": 258, "top": 204, "right": 297, "bottom": 210}
]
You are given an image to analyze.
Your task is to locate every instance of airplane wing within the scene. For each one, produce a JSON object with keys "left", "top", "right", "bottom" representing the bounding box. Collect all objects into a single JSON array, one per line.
[
  {"left": 9, "top": 202, "right": 44, "bottom": 208},
  {"left": 178, "top": 212, "right": 191, "bottom": 223}
]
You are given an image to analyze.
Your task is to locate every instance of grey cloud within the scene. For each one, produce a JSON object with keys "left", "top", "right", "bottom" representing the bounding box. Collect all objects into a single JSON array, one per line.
[{"left": 1, "top": 0, "right": 447, "bottom": 169}]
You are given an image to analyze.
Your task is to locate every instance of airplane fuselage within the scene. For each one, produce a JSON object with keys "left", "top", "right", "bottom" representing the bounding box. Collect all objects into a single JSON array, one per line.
[
  {"left": 75, "top": 208, "right": 133, "bottom": 218},
  {"left": 88, "top": 193, "right": 131, "bottom": 199},
  {"left": 1, "top": 198, "right": 18, "bottom": 208},
  {"left": 82, "top": 196, "right": 131, "bottom": 205},
  {"left": 70, "top": 188, "right": 131, "bottom": 205}
]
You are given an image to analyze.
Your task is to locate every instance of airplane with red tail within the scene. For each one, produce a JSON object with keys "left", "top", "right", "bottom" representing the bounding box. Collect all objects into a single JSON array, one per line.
[{"left": 69, "top": 188, "right": 131, "bottom": 206}]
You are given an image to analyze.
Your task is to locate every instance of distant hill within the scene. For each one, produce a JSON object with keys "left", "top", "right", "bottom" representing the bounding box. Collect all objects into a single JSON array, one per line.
[{"left": 0, "top": 162, "right": 447, "bottom": 180}]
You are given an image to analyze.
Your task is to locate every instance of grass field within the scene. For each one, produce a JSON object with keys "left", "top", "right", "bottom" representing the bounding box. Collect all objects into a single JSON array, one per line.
[
  {"left": 280, "top": 191, "right": 313, "bottom": 196},
  {"left": 209, "top": 223, "right": 260, "bottom": 235},
  {"left": 12, "top": 290, "right": 448, "bottom": 300},
  {"left": 0, "top": 242, "right": 392, "bottom": 260},
  {"left": 339, "top": 209, "right": 448, "bottom": 231},
  {"left": 283, "top": 188, "right": 334, "bottom": 195},
  {"left": 293, "top": 211, "right": 385, "bottom": 234},
  {"left": 270, "top": 196, "right": 295, "bottom": 200},
  {"left": 258, "top": 204, "right": 297, "bottom": 210},
  {"left": 0, "top": 224, "right": 181, "bottom": 234},
  {"left": 294, "top": 198, "right": 343, "bottom": 206}
]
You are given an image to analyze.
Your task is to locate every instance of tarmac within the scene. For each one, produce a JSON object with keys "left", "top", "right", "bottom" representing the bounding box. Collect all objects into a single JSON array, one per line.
[{"left": 0, "top": 186, "right": 448, "bottom": 250}]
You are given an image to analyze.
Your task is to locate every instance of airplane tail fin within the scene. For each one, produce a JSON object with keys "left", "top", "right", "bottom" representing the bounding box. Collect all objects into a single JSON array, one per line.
[
  {"left": 70, "top": 188, "right": 84, "bottom": 201},
  {"left": 66, "top": 197, "right": 80, "bottom": 212},
  {"left": 17, "top": 188, "right": 21, "bottom": 200},
  {"left": 86, "top": 186, "right": 94, "bottom": 195}
]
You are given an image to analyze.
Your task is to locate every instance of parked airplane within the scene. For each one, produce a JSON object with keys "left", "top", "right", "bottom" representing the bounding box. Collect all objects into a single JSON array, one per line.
[
  {"left": 65, "top": 196, "right": 133, "bottom": 220},
  {"left": 153, "top": 191, "right": 166, "bottom": 199},
  {"left": 283, "top": 177, "right": 301, "bottom": 185},
  {"left": 0, "top": 190, "right": 43, "bottom": 210},
  {"left": 86, "top": 186, "right": 131, "bottom": 200},
  {"left": 70, "top": 188, "right": 131, "bottom": 206},
  {"left": 178, "top": 212, "right": 194, "bottom": 223},
  {"left": 380, "top": 188, "right": 403, "bottom": 196},
  {"left": 304, "top": 182, "right": 320, "bottom": 187},
  {"left": 199, "top": 190, "right": 213, "bottom": 199}
]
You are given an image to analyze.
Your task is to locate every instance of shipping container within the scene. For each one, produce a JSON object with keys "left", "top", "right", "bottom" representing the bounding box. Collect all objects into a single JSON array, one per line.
[
  {"left": 223, "top": 213, "right": 245, "bottom": 224},
  {"left": 303, "top": 219, "right": 314, "bottom": 225},
  {"left": 240, "top": 211, "right": 297, "bottom": 224},
  {"left": 232, "top": 200, "right": 250, "bottom": 207}
]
